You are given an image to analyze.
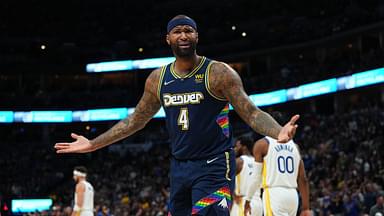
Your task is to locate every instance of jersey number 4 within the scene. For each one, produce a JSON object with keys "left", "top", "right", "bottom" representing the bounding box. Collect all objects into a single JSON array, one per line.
[{"left": 178, "top": 108, "right": 189, "bottom": 130}]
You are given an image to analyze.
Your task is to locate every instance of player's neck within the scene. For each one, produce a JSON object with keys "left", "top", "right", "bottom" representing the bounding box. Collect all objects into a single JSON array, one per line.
[
  {"left": 244, "top": 151, "right": 251, "bottom": 156},
  {"left": 174, "top": 54, "right": 200, "bottom": 77}
]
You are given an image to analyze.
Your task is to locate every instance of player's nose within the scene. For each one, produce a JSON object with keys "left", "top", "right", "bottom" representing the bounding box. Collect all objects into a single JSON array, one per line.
[{"left": 180, "top": 32, "right": 188, "bottom": 40}]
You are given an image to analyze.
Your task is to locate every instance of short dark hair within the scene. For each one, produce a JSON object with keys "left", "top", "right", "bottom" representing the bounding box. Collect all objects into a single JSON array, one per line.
[
  {"left": 237, "top": 134, "right": 254, "bottom": 153},
  {"left": 74, "top": 166, "right": 87, "bottom": 174}
]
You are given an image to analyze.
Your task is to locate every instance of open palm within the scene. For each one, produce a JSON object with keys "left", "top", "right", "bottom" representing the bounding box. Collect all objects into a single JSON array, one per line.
[{"left": 54, "top": 133, "right": 93, "bottom": 153}]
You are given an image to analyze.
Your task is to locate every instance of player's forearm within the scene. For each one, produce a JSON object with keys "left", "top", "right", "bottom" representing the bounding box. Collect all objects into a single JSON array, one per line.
[
  {"left": 90, "top": 115, "right": 146, "bottom": 150},
  {"left": 212, "top": 62, "right": 282, "bottom": 139},
  {"left": 248, "top": 110, "right": 281, "bottom": 139},
  {"left": 230, "top": 96, "right": 281, "bottom": 139},
  {"left": 73, "top": 202, "right": 83, "bottom": 216},
  {"left": 245, "top": 162, "right": 263, "bottom": 201},
  {"left": 298, "top": 177, "right": 310, "bottom": 210},
  {"left": 89, "top": 67, "right": 161, "bottom": 150}
]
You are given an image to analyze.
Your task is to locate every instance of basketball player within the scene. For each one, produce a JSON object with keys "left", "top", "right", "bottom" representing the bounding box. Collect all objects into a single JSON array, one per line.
[
  {"left": 369, "top": 193, "right": 384, "bottom": 216},
  {"left": 55, "top": 15, "right": 299, "bottom": 216},
  {"left": 72, "top": 166, "right": 94, "bottom": 216},
  {"left": 244, "top": 112, "right": 310, "bottom": 216},
  {"left": 231, "top": 135, "right": 262, "bottom": 216}
]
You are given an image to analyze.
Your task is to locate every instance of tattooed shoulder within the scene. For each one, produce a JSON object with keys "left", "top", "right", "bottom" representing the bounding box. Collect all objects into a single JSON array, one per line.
[
  {"left": 209, "top": 61, "right": 244, "bottom": 101},
  {"left": 145, "top": 67, "right": 162, "bottom": 96}
]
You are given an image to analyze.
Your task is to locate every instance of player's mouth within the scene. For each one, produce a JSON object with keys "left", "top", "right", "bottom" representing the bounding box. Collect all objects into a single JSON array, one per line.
[{"left": 178, "top": 43, "right": 191, "bottom": 48}]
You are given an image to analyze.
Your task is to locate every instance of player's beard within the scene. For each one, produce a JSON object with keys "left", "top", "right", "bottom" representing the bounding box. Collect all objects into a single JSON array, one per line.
[{"left": 171, "top": 41, "right": 197, "bottom": 57}]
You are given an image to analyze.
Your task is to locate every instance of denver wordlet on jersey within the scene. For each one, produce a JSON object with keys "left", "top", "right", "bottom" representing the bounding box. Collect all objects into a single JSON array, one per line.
[{"left": 158, "top": 56, "right": 232, "bottom": 160}]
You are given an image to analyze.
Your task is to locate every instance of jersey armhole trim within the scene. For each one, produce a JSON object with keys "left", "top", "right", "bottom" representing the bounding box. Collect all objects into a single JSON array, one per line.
[
  {"left": 263, "top": 137, "right": 270, "bottom": 163},
  {"left": 205, "top": 62, "right": 227, "bottom": 101}
]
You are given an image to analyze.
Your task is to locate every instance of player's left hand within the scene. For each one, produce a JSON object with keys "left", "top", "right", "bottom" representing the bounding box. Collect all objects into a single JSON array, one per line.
[
  {"left": 244, "top": 200, "right": 251, "bottom": 215},
  {"left": 300, "top": 209, "right": 312, "bottom": 216},
  {"left": 278, "top": 114, "right": 300, "bottom": 143}
]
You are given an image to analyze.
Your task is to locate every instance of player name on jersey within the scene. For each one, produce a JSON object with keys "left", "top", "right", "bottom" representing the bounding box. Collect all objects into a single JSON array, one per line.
[
  {"left": 274, "top": 144, "right": 294, "bottom": 153},
  {"left": 163, "top": 92, "right": 204, "bottom": 107}
]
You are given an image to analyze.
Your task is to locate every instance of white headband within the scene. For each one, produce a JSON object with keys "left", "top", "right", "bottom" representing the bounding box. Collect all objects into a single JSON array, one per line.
[{"left": 73, "top": 170, "right": 87, "bottom": 177}]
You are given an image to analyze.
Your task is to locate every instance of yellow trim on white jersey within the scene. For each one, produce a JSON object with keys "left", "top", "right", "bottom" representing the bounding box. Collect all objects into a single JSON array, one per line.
[{"left": 262, "top": 161, "right": 273, "bottom": 216}]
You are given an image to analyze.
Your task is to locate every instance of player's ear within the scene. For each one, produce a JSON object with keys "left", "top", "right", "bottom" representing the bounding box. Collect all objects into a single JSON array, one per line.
[
  {"left": 166, "top": 34, "right": 170, "bottom": 45},
  {"left": 196, "top": 32, "right": 199, "bottom": 43}
]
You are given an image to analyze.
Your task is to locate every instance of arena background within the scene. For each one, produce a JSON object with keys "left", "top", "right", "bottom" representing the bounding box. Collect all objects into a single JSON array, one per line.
[{"left": 0, "top": 0, "right": 383, "bottom": 215}]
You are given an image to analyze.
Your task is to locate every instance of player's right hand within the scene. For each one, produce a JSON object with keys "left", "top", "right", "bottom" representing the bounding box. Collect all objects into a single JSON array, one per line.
[
  {"left": 54, "top": 133, "right": 94, "bottom": 153},
  {"left": 278, "top": 114, "right": 300, "bottom": 143}
]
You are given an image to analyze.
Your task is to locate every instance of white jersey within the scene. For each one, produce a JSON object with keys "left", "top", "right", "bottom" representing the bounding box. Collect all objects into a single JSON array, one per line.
[
  {"left": 262, "top": 136, "right": 300, "bottom": 189},
  {"left": 74, "top": 180, "right": 94, "bottom": 215},
  {"left": 231, "top": 155, "right": 262, "bottom": 216},
  {"left": 236, "top": 155, "right": 261, "bottom": 198}
]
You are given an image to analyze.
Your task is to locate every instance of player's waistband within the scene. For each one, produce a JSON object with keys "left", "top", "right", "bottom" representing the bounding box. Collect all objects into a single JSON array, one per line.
[{"left": 171, "top": 148, "right": 234, "bottom": 161}]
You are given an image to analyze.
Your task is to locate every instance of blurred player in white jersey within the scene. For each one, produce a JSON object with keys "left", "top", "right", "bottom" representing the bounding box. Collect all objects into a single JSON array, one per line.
[
  {"left": 231, "top": 135, "right": 262, "bottom": 216},
  {"left": 245, "top": 112, "right": 310, "bottom": 216},
  {"left": 72, "top": 166, "right": 94, "bottom": 216}
]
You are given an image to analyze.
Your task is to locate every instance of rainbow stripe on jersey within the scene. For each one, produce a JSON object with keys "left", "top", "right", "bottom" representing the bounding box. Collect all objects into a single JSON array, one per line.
[{"left": 216, "top": 104, "right": 230, "bottom": 137}]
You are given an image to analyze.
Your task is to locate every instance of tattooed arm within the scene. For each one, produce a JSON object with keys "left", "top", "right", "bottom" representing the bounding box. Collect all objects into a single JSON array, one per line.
[
  {"left": 55, "top": 68, "right": 162, "bottom": 153},
  {"left": 208, "top": 62, "right": 299, "bottom": 142}
]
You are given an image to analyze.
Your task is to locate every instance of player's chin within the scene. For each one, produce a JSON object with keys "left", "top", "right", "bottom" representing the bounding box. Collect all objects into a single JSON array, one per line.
[{"left": 175, "top": 47, "right": 194, "bottom": 56}]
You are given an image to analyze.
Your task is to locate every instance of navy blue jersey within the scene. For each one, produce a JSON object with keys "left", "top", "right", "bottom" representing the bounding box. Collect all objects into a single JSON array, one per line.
[{"left": 158, "top": 57, "right": 233, "bottom": 160}]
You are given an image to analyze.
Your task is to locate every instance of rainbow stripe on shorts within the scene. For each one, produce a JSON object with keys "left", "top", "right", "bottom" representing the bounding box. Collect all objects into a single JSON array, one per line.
[{"left": 192, "top": 186, "right": 232, "bottom": 214}]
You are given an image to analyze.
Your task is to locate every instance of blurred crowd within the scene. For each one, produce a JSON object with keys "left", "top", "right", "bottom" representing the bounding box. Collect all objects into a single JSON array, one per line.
[
  {"left": 0, "top": 0, "right": 384, "bottom": 110},
  {"left": 1, "top": 37, "right": 383, "bottom": 110},
  {"left": 1, "top": 0, "right": 384, "bottom": 64},
  {"left": 296, "top": 106, "right": 384, "bottom": 215},
  {"left": 1, "top": 104, "right": 383, "bottom": 215}
]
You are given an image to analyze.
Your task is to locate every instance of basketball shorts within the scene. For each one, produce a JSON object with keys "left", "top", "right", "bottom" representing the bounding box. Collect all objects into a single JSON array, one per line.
[
  {"left": 230, "top": 196, "right": 262, "bottom": 216},
  {"left": 168, "top": 150, "right": 236, "bottom": 216},
  {"left": 262, "top": 187, "right": 298, "bottom": 216}
]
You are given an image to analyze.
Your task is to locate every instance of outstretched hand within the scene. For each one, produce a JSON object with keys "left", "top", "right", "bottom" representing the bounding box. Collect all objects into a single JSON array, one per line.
[
  {"left": 54, "top": 133, "right": 94, "bottom": 153},
  {"left": 277, "top": 114, "right": 300, "bottom": 143}
]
